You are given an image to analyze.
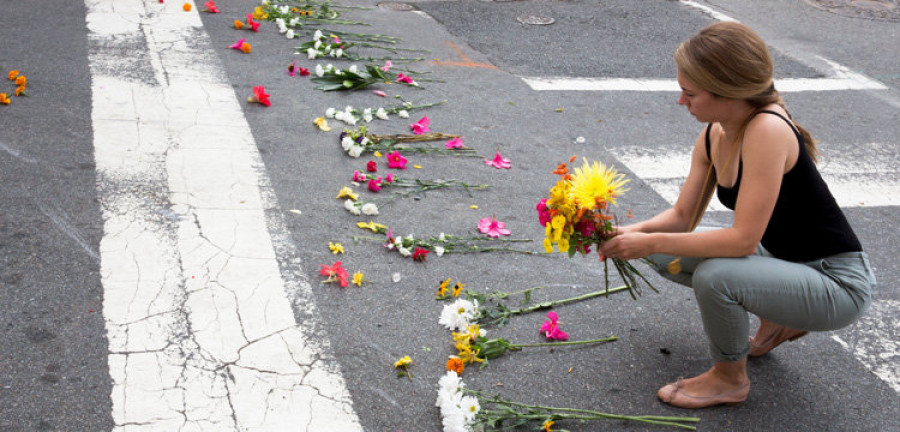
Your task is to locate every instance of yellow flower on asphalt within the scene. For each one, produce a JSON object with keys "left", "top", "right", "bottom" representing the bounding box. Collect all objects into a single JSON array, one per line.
[
  {"left": 352, "top": 271, "right": 364, "bottom": 287},
  {"left": 452, "top": 282, "right": 465, "bottom": 298},
  {"left": 337, "top": 186, "right": 358, "bottom": 201},
  {"left": 542, "top": 420, "right": 555, "bottom": 432},
  {"left": 456, "top": 344, "right": 484, "bottom": 364},
  {"left": 7, "top": 70, "right": 19, "bottom": 81},
  {"left": 469, "top": 205, "right": 479, "bottom": 210},
  {"left": 413, "top": 165, "right": 422, "bottom": 169},
  {"left": 0, "top": 93, "right": 10, "bottom": 105},
  {"left": 393, "top": 355, "right": 412, "bottom": 368},
  {"left": 373, "top": 151, "right": 382, "bottom": 157},
  {"left": 313, "top": 116, "right": 331, "bottom": 131},
  {"left": 253, "top": 6, "right": 268, "bottom": 20},
  {"left": 329, "top": 242, "right": 344, "bottom": 254},
  {"left": 356, "top": 221, "right": 387, "bottom": 233},
  {"left": 436, "top": 277, "right": 452, "bottom": 298},
  {"left": 15, "top": 76, "right": 26, "bottom": 87}
]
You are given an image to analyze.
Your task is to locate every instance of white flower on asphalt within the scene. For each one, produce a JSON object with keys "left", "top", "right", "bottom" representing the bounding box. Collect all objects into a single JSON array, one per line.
[
  {"left": 398, "top": 247, "right": 411, "bottom": 257},
  {"left": 434, "top": 246, "right": 445, "bottom": 257},
  {"left": 344, "top": 105, "right": 354, "bottom": 113},
  {"left": 344, "top": 200, "right": 360, "bottom": 215},
  {"left": 575, "top": 136, "right": 586, "bottom": 144},
  {"left": 335, "top": 111, "right": 346, "bottom": 122},
  {"left": 307, "top": 48, "right": 317, "bottom": 60},
  {"left": 285, "top": 29, "right": 295, "bottom": 39},
  {"left": 275, "top": 18, "right": 286, "bottom": 33},
  {"left": 315, "top": 64, "right": 324, "bottom": 76},
  {"left": 325, "top": 108, "right": 337, "bottom": 119},
  {"left": 345, "top": 116, "right": 358, "bottom": 126},
  {"left": 362, "top": 108, "right": 373, "bottom": 122},
  {"left": 398, "top": 110, "right": 409, "bottom": 119},
  {"left": 438, "top": 232, "right": 446, "bottom": 241},
  {"left": 439, "top": 298, "right": 479, "bottom": 331},
  {"left": 314, "top": 30, "right": 323, "bottom": 40},
  {"left": 335, "top": 48, "right": 344, "bottom": 58},
  {"left": 325, "top": 64, "right": 335, "bottom": 72},
  {"left": 403, "top": 101, "right": 414, "bottom": 108},
  {"left": 361, "top": 203, "right": 379, "bottom": 215},
  {"left": 341, "top": 136, "right": 354, "bottom": 151},
  {"left": 314, "top": 40, "right": 322, "bottom": 50},
  {"left": 375, "top": 107, "right": 389, "bottom": 120},
  {"left": 348, "top": 145, "right": 364, "bottom": 158},
  {"left": 289, "top": 17, "right": 299, "bottom": 26},
  {"left": 360, "top": 137, "right": 370, "bottom": 146},
  {"left": 441, "top": 409, "right": 468, "bottom": 432},
  {"left": 279, "top": 5, "right": 289, "bottom": 14},
  {"left": 349, "top": 65, "right": 359, "bottom": 74},
  {"left": 459, "top": 396, "right": 480, "bottom": 423}
]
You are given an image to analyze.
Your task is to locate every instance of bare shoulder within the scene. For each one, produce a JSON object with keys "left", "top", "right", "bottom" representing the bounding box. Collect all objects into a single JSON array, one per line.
[{"left": 743, "top": 106, "right": 799, "bottom": 167}]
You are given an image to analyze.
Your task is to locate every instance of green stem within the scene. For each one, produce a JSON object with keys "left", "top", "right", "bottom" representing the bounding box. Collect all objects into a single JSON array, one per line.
[
  {"left": 508, "top": 285, "right": 630, "bottom": 315},
  {"left": 481, "top": 400, "right": 700, "bottom": 430},
  {"left": 509, "top": 336, "right": 617, "bottom": 349}
]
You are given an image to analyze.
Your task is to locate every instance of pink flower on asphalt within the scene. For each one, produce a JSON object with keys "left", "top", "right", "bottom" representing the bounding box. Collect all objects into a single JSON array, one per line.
[
  {"left": 386, "top": 151, "right": 408, "bottom": 169},
  {"left": 485, "top": 150, "right": 511, "bottom": 169},
  {"left": 368, "top": 178, "right": 382, "bottom": 192},
  {"left": 366, "top": 160, "right": 378, "bottom": 173},
  {"left": 445, "top": 136, "right": 464, "bottom": 149},
  {"left": 372, "top": 90, "right": 388, "bottom": 97},
  {"left": 385, "top": 173, "right": 395, "bottom": 183},
  {"left": 409, "top": 116, "right": 430, "bottom": 135},
  {"left": 536, "top": 198, "right": 551, "bottom": 227},
  {"left": 229, "top": 38, "right": 247, "bottom": 50},
  {"left": 381, "top": 60, "right": 393, "bottom": 72},
  {"left": 540, "top": 311, "right": 569, "bottom": 340},
  {"left": 396, "top": 73, "right": 414, "bottom": 84},
  {"left": 478, "top": 216, "right": 511, "bottom": 238}
]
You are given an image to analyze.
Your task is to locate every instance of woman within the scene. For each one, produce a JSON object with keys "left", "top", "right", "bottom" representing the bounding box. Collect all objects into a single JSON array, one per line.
[{"left": 599, "top": 22, "right": 875, "bottom": 409}]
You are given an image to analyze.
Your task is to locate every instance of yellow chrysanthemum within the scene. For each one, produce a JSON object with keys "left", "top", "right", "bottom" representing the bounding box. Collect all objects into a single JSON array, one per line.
[
  {"left": 546, "top": 180, "right": 576, "bottom": 218},
  {"left": 542, "top": 237, "right": 553, "bottom": 253},
  {"left": 352, "top": 271, "right": 364, "bottom": 287},
  {"left": 557, "top": 237, "right": 570, "bottom": 253},
  {"left": 570, "top": 158, "right": 629, "bottom": 209}
]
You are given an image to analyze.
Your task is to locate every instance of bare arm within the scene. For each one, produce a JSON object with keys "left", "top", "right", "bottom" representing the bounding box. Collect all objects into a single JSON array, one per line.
[{"left": 605, "top": 115, "right": 796, "bottom": 259}]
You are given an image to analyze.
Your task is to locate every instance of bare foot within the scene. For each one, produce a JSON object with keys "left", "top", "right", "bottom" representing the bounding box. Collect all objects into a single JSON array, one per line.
[{"left": 658, "top": 360, "right": 750, "bottom": 408}]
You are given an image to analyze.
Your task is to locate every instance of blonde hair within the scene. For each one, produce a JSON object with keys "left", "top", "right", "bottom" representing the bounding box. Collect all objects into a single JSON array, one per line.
[{"left": 675, "top": 22, "right": 818, "bottom": 162}]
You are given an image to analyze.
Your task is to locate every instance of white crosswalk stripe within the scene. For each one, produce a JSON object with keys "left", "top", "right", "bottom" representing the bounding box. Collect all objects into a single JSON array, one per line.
[{"left": 85, "top": 1, "right": 361, "bottom": 430}]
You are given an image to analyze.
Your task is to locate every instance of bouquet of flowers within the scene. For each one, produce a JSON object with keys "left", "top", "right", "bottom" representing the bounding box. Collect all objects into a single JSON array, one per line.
[{"left": 537, "top": 156, "right": 655, "bottom": 299}]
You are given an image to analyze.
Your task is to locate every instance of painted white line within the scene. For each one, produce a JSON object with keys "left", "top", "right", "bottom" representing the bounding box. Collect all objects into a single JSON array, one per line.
[
  {"left": 678, "top": 0, "right": 739, "bottom": 23},
  {"left": 616, "top": 144, "right": 900, "bottom": 208},
  {"left": 86, "top": 1, "right": 361, "bottom": 430},
  {"left": 520, "top": 75, "right": 887, "bottom": 92},
  {"left": 832, "top": 299, "right": 900, "bottom": 393}
]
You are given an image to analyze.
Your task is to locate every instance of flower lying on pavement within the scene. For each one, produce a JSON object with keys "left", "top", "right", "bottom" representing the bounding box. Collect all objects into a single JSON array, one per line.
[
  {"left": 337, "top": 186, "right": 359, "bottom": 201},
  {"left": 202, "top": 1, "right": 218, "bottom": 13},
  {"left": 478, "top": 216, "right": 511, "bottom": 238},
  {"left": 409, "top": 115, "right": 430, "bottom": 134},
  {"left": 343, "top": 199, "right": 379, "bottom": 216},
  {"left": 313, "top": 116, "right": 331, "bottom": 131},
  {"left": 320, "top": 261, "right": 349, "bottom": 288},
  {"left": 329, "top": 242, "right": 345, "bottom": 255},
  {"left": 352, "top": 271, "right": 364, "bottom": 287},
  {"left": 247, "top": 86, "right": 270, "bottom": 106},
  {"left": 386, "top": 151, "right": 408, "bottom": 169},
  {"left": 229, "top": 38, "right": 251, "bottom": 53},
  {"left": 356, "top": 221, "right": 387, "bottom": 233},
  {"left": 394, "top": 355, "right": 413, "bottom": 380},
  {"left": 539, "top": 311, "right": 569, "bottom": 340},
  {"left": 485, "top": 150, "right": 512, "bottom": 169},
  {"left": 339, "top": 125, "right": 477, "bottom": 158}
]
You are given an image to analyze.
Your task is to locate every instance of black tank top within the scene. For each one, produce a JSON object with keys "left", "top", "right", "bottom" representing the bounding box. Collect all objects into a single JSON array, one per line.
[{"left": 708, "top": 110, "right": 862, "bottom": 262}]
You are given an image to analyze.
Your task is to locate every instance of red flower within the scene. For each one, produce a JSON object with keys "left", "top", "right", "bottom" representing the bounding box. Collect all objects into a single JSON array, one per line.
[
  {"left": 320, "top": 261, "right": 349, "bottom": 288},
  {"left": 368, "top": 178, "right": 382, "bottom": 192},
  {"left": 203, "top": 1, "right": 219, "bottom": 13},
  {"left": 366, "top": 160, "right": 378, "bottom": 172},
  {"left": 412, "top": 248, "right": 430, "bottom": 262},
  {"left": 248, "top": 86, "right": 270, "bottom": 106}
]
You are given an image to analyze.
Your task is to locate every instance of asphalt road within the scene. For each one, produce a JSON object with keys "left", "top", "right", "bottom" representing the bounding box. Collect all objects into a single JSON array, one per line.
[{"left": 1, "top": 1, "right": 898, "bottom": 431}]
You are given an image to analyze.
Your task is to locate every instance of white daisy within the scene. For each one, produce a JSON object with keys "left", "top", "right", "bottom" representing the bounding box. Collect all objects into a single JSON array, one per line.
[
  {"left": 458, "top": 396, "right": 480, "bottom": 423},
  {"left": 439, "top": 299, "right": 478, "bottom": 331}
]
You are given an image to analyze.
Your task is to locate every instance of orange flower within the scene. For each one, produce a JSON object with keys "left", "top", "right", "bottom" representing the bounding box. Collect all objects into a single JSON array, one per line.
[
  {"left": 182, "top": 2, "right": 191, "bottom": 12},
  {"left": 7, "top": 70, "right": 18, "bottom": 81},
  {"left": 15, "top": 86, "right": 25, "bottom": 96},
  {"left": 552, "top": 163, "right": 568, "bottom": 176},
  {"left": 569, "top": 155, "right": 578, "bottom": 163},
  {"left": 240, "top": 42, "right": 251, "bottom": 53},
  {"left": 233, "top": 20, "right": 244, "bottom": 30},
  {"left": 15, "top": 75, "right": 26, "bottom": 87},
  {"left": 445, "top": 357, "right": 465, "bottom": 375},
  {"left": 0, "top": 93, "right": 10, "bottom": 105}
]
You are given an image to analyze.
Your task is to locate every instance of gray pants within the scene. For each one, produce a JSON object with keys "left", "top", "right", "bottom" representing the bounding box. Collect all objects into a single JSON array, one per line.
[{"left": 647, "top": 243, "right": 875, "bottom": 362}]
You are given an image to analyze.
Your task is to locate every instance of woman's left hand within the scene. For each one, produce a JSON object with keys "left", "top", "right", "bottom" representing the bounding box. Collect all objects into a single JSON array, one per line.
[{"left": 599, "top": 232, "right": 654, "bottom": 261}]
